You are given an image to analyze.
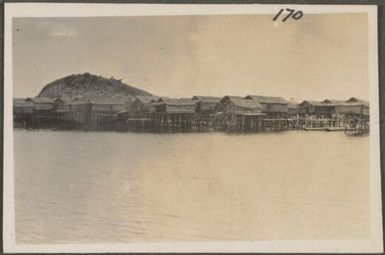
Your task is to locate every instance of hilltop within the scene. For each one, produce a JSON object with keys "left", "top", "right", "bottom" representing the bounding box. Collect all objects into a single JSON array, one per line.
[{"left": 37, "top": 73, "right": 152, "bottom": 100}]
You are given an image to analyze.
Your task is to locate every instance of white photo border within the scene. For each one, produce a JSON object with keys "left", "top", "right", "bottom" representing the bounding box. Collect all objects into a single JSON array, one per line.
[{"left": 3, "top": 3, "right": 382, "bottom": 253}]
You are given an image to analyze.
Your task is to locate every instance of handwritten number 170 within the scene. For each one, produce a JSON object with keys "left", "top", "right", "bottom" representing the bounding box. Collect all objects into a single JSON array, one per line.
[{"left": 273, "top": 9, "right": 303, "bottom": 22}]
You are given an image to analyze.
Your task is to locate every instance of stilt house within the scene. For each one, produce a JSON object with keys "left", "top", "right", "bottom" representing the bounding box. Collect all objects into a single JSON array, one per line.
[
  {"left": 192, "top": 96, "right": 222, "bottom": 115},
  {"left": 217, "top": 96, "right": 263, "bottom": 115},
  {"left": 244, "top": 95, "right": 288, "bottom": 116}
]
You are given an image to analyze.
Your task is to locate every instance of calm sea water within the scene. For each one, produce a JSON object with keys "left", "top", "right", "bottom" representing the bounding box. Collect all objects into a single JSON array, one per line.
[{"left": 14, "top": 130, "right": 369, "bottom": 244}]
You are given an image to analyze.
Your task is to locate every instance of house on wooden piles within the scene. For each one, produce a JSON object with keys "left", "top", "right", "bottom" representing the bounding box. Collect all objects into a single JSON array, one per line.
[
  {"left": 26, "top": 97, "right": 54, "bottom": 111},
  {"left": 153, "top": 98, "right": 196, "bottom": 114},
  {"left": 298, "top": 100, "right": 336, "bottom": 117},
  {"left": 282, "top": 100, "right": 301, "bottom": 129},
  {"left": 244, "top": 95, "right": 288, "bottom": 117},
  {"left": 64, "top": 97, "right": 129, "bottom": 130},
  {"left": 335, "top": 97, "right": 369, "bottom": 119},
  {"left": 13, "top": 98, "right": 34, "bottom": 128},
  {"left": 67, "top": 100, "right": 92, "bottom": 128},
  {"left": 311, "top": 98, "right": 366, "bottom": 119},
  {"left": 13, "top": 98, "right": 34, "bottom": 114},
  {"left": 286, "top": 100, "right": 300, "bottom": 116},
  {"left": 191, "top": 96, "right": 222, "bottom": 130},
  {"left": 152, "top": 98, "right": 196, "bottom": 130},
  {"left": 54, "top": 97, "right": 71, "bottom": 111},
  {"left": 118, "top": 97, "right": 135, "bottom": 117},
  {"left": 65, "top": 98, "right": 127, "bottom": 130},
  {"left": 192, "top": 96, "right": 222, "bottom": 115},
  {"left": 320, "top": 99, "right": 346, "bottom": 118},
  {"left": 89, "top": 98, "right": 127, "bottom": 113},
  {"left": 215, "top": 96, "right": 264, "bottom": 131},
  {"left": 129, "top": 96, "right": 159, "bottom": 112},
  {"left": 53, "top": 97, "right": 73, "bottom": 127},
  {"left": 24, "top": 97, "right": 55, "bottom": 128},
  {"left": 217, "top": 96, "right": 262, "bottom": 115},
  {"left": 90, "top": 98, "right": 128, "bottom": 130},
  {"left": 117, "top": 96, "right": 159, "bottom": 130}
]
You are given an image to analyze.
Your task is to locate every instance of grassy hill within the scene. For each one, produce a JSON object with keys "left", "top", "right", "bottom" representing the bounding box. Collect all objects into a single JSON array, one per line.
[{"left": 37, "top": 73, "right": 152, "bottom": 100}]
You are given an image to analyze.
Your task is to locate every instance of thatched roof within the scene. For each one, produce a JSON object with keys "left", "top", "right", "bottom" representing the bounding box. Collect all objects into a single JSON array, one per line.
[
  {"left": 135, "top": 96, "right": 159, "bottom": 104},
  {"left": 300, "top": 98, "right": 369, "bottom": 107},
  {"left": 285, "top": 100, "right": 300, "bottom": 109},
  {"left": 225, "top": 97, "right": 262, "bottom": 109},
  {"left": 54, "top": 96, "right": 71, "bottom": 102},
  {"left": 345, "top": 97, "right": 369, "bottom": 106},
  {"left": 155, "top": 97, "right": 196, "bottom": 106},
  {"left": 65, "top": 96, "right": 129, "bottom": 105},
  {"left": 162, "top": 106, "right": 195, "bottom": 114},
  {"left": 219, "top": 96, "right": 243, "bottom": 104},
  {"left": 299, "top": 100, "right": 324, "bottom": 106},
  {"left": 152, "top": 98, "right": 196, "bottom": 113},
  {"left": 89, "top": 98, "right": 127, "bottom": 105},
  {"left": 322, "top": 98, "right": 369, "bottom": 107},
  {"left": 245, "top": 95, "right": 288, "bottom": 104},
  {"left": 322, "top": 99, "right": 345, "bottom": 105},
  {"left": 192, "top": 96, "right": 222, "bottom": 103},
  {"left": 26, "top": 97, "right": 54, "bottom": 104},
  {"left": 67, "top": 100, "right": 90, "bottom": 106},
  {"left": 64, "top": 98, "right": 127, "bottom": 106},
  {"left": 13, "top": 98, "right": 33, "bottom": 107}
]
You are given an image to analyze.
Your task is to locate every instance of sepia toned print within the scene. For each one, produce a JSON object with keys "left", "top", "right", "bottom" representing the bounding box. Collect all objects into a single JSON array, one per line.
[{"left": 3, "top": 3, "right": 382, "bottom": 253}]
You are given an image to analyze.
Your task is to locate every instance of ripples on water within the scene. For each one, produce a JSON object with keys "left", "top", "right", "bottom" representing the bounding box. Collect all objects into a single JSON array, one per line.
[{"left": 14, "top": 130, "right": 369, "bottom": 244}]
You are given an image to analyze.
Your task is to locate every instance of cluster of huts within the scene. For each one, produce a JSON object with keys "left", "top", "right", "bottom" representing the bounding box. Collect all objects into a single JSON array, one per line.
[{"left": 13, "top": 95, "right": 369, "bottom": 132}]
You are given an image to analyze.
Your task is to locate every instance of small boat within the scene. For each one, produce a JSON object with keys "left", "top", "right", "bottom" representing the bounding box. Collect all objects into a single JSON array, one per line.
[{"left": 325, "top": 127, "right": 346, "bottom": 132}]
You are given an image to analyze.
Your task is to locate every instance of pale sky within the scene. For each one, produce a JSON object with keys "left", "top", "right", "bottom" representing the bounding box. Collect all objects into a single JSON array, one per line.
[{"left": 13, "top": 13, "right": 369, "bottom": 101}]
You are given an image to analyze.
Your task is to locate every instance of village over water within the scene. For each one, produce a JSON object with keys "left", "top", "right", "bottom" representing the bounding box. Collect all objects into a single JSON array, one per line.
[{"left": 13, "top": 73, "right": 369, "bottom": 135}]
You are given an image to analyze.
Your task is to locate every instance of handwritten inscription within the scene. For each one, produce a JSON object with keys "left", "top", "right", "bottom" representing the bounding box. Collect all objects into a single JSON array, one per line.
[{"left": 273, "top": 8, "right": 303, "bottom": 22}]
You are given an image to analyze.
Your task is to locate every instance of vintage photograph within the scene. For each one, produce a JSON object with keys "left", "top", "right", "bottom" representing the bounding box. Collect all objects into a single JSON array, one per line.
[{"left": 3, "top": 3, "right": 382, "bottom": 253}]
